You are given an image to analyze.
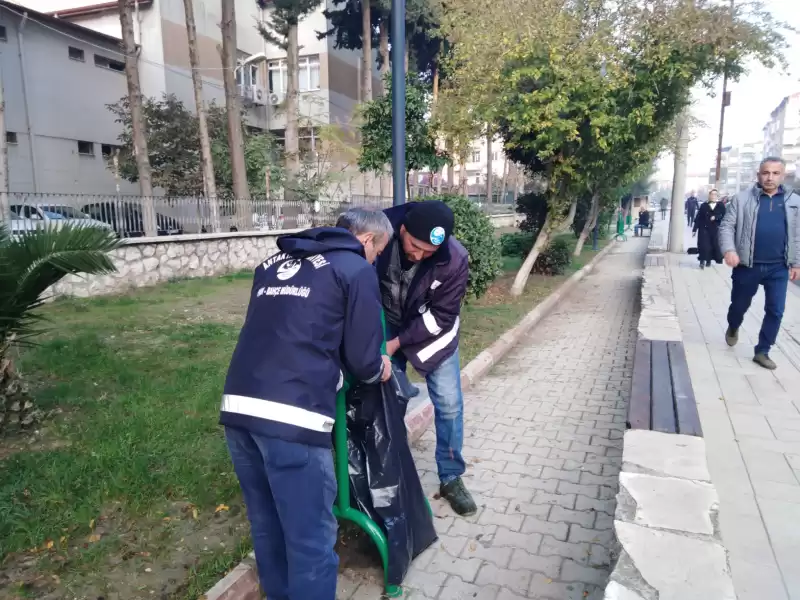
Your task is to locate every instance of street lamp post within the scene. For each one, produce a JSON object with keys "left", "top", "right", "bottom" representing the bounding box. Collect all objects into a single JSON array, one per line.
[{"left": 391, "top": 0, "right": 406, "bottom": 206}]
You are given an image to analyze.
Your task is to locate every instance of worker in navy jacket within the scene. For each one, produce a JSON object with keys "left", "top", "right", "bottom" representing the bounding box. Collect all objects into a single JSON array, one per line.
[
  {"left": 221, "top": 208, "right": 393, "bottom": 600},
  {"left": 377, "top": 200, "right": 477, "bottom": 517}
]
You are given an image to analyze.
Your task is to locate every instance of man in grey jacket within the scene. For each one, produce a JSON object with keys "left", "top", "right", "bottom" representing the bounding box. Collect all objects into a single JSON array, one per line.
[{"left": 718, "top": 157, "right": 800, "bottom": 370}]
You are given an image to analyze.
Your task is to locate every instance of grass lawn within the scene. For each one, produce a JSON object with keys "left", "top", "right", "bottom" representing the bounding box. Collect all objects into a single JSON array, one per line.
[{"left": 0, "top": 233, "right": 608, "bottom": 599}]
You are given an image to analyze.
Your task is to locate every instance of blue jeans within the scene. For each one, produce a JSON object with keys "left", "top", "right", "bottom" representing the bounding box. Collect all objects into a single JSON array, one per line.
[
  {"left": 225, "top": 427, "right": 338, "bottom": 600},
  {"left": 386, "top": 323, "right": 466, "bottom": 485},
  {"left": 727, "top": 263, "right": 789, "bottom": 356}
]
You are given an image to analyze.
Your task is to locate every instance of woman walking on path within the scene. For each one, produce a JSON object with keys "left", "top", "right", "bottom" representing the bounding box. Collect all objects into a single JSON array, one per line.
[{"left": 693, "top": 189, "right": 726, "bottom": 269}]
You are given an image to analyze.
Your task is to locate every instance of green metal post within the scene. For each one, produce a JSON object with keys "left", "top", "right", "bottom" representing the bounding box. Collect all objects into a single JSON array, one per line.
[{"left": 332, "top": 313, "right": 403, "bottom": 597}]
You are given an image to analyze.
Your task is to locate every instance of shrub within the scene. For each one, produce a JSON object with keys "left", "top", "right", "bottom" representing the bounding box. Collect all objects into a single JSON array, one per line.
[
  {"left": 500, "top": 231, "right": 535, "bottom": 257},
  {"left": 532, "top": 237, "right": 572, "bottom": 275},
  {"left": 429, "top": 194, "right": 502, "bottom": 299}
]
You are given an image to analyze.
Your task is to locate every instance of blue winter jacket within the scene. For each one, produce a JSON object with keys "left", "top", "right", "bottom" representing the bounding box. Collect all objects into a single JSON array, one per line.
[{"left": 220, "top": 227, "right": 385, "bottom": 447}]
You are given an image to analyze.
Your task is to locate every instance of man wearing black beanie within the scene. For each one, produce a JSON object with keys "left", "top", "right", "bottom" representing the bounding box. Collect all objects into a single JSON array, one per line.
[{"left": 376, "top": 200, "right": 477, "bottom": 516}]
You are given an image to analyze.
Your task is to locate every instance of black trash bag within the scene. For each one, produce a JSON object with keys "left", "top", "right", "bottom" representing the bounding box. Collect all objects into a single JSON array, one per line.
[
  {"left": 392, "top": 363, "right": 421, "bottom": 399},
  {"left": 345, "top": 375, "right": 438, "bottom": 586}
]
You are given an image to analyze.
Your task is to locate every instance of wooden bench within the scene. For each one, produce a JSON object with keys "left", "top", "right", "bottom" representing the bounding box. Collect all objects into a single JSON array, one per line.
[{"left": 627, "top": 340, "right": 703, "bottom": 436}]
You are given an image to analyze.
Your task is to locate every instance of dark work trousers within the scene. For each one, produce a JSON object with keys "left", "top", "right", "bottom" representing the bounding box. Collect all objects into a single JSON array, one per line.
[
  {"left": 687, "top": 209, "right": 696, "bottom": 227},
  {"left": 225, "top": 426, "right": 338, "bottom": 600},
  {"left": 727, "top": 263, "right": 790, "bottom": 356}
]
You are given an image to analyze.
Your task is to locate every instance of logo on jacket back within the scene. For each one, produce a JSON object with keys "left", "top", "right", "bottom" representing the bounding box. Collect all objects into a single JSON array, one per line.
[
  {"left": 276, "top": 259, "right": 302, "bottom": 280},
  {"left": 430, "top": 226, "right": 445, "bottom": 246}
]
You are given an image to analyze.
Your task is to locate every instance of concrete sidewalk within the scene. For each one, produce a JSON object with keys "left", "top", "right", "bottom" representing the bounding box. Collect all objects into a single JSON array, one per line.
[
  {"left": 337, "top": 238, "right": 650, "bottom": 599},
  {"left": 669, "top": 221, "right": 800, "bottom": 600}
]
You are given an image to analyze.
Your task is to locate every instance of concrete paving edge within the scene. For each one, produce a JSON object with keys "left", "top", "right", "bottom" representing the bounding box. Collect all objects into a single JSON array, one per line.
[{"left": 204, "top": 239, "right": 618, "bottom": 600}]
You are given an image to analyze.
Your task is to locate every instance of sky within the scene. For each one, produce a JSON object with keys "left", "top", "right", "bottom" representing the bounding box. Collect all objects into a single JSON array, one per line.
[{"left": 655, "top": 0, "right": 799, "bottom": 182}]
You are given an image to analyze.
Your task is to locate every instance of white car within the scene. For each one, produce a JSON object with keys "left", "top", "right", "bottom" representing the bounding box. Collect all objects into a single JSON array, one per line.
[{"left": 10, "top": 204, "right": 114, "bottom": 236}]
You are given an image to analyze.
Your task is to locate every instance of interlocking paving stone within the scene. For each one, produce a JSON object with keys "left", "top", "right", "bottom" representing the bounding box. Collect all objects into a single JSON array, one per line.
[{"left": 336, "top": 241, "right": 645, "bottom": 597}]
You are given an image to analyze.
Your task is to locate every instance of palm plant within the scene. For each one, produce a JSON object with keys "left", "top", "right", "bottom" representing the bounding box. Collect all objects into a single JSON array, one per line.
[{"left": 0, "top": 223, "right": 121, "bottom": 433}]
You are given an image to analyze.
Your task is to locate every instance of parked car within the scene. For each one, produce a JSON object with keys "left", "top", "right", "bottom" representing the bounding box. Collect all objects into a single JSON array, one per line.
[
  {"left": 81, "top": 202, "right": 183, "bottom": 238},
  {"left": 9, "top": 204, "right": 114, "bottom": 236}
]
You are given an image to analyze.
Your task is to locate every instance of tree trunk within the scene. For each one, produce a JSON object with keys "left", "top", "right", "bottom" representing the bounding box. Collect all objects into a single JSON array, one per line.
[
  {"left": 574, "top": 191, "right": 600, "bottom": 257},
  {"left": 1, "top": 340, "right": 40, "bottom": 433},
  {"left": 118, "top": 0, "right": 156, "bottom": 237},
  {"left": 379, "top": 21, "right": 389, "bottom": 94},
  {"left": 559, "top": 198, "right": 578, "bottom": 233},
  {"left": 432, "top": 60, "right": 439, "bottom": 105},
  {"left": 360, "top": 0, "right": 372, "bottom": 102},
  {"left": 499, "top": 158, "right": 508, "bottom": 204},
  {"left": 285, "top": 22, "right": 300, "bottom": 180},
  {"left": 0, "top": 69, "right": 9, "bottom": 222},
  {"left": 510, "top": 213, "right": 552, "bottom": 296},
  {"left": 512, "top": 164, "right": 521, "bottom": 202},
  {"left": 404, "top": 39, "right": 409, "bottom": 73},
  {"left": 459, "top": 155, "right": 467, "bottom": 196},
  {"left": 485, "top": 130, "right": 493, "bottom": 203},
  {"left": 183, "top": 0, "right": 219, "bottom": 232},
  {"left": 220, "top": 0, "right": 249, "bottom": 213}
]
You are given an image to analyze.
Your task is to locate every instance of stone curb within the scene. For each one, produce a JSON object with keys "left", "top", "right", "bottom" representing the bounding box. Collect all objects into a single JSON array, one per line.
[{"left": 205, "top": 239, "right": 618, "bottom": 600}]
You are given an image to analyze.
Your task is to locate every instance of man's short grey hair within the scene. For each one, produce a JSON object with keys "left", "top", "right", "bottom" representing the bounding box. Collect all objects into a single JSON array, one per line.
[
  {"left": 336, "top": 207, "right": 394, "bottom": 241},
  {"left": 760, "top": 156, "right": 786, "bottom": 169}
]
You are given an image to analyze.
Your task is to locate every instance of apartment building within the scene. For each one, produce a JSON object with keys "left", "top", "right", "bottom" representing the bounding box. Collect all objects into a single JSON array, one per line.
[
  {"left": 763, "top": 92, "right": 799, "bottom": 187},
  {"left": 23, "top": 0, "right": 381, "bottom": 151},
  {"left": 0, "top": 1, "right": 140, "bottom": 193},
  {"left": 707, "top": 140, "right": 763, "bottom": 197}
]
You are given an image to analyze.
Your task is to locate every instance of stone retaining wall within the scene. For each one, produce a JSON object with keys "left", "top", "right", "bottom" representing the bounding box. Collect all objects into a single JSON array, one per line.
[{"left": 50, "top": 213, "right": 520, "bottom": 299}]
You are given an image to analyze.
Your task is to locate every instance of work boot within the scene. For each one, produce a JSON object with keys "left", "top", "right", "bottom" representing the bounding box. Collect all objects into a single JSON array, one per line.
[
  {"left": 725, "top": 327, "right": 739, "bottom": 347},
  {"left": 440, "top": 477, "right": 477, "bottom": 516},
  {"left": 753, "top": 354, "right": 777, "bottom": 370},
  {"left": 699, "top": 262, "right": 705, "bottom": 270}
]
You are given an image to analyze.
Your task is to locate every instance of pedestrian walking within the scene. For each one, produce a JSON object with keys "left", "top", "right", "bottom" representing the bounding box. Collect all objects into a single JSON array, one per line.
[
  {"left": 719, "top": 157, "right": 800, "bottom": 370},
  {"left": 693, "top": 189, "right": 725, "bottom": 269},
  {"left": 685, "top": 191, "right": 699, "bottom": 227},
  {"left": 377, "top": 200, "right": 478, "bottom": 517},
  {"left": 220, "top": 208, "right": 394, "bottom": 600},
  {"left": 660, "top": 196, "right": 669, "bottom": 220}
]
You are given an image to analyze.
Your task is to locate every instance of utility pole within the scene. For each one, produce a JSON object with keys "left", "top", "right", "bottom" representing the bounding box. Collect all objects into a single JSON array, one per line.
[
  {"left": 669, "top": 109, "right": 690, "bottom": 253},
  {"left": 391, "top": 0, "right": 405, "bottom": 206},
  {"left": 0, "top": 62, "right": 9, "bottom": 223},
  {"left": 714, "top": 0, "right": 734, "bottom": 190}
]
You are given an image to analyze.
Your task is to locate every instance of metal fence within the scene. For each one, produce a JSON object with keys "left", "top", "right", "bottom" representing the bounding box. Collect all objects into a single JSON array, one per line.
[
  {"left": 2, "top": 193, "right": 394, "bottom": 238},
  {"left": 2, "top": 191, "right": 516, "bottom": 239}
]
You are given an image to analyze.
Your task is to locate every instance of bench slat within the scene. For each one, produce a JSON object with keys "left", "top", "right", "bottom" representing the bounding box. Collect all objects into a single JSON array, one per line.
[
  {"left": 650, "top": 341, "right": 677, "bottom": 433},
  {"left": 628, "top": 340, "right": 652, "bottom": 430},
  {"left": 667, "top": 342, "right": 703, "bottom": 437}
]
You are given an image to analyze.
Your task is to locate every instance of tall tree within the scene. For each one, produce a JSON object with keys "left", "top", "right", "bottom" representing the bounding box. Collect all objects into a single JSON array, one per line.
[
  {"left": 361, "top": 0, "right": 373, "bottom": 101},
  {"left": 117, "top": 0, "right": 157, "bottom": 237},
  {"left": 257, "top": 0, "right": 321, "bottom": 182},
  {"left": 183, "top": 0, "right": 219, "bottom": 232},
  {"left": 359, "top": 74, "right": 448, "bottom": 183},
  {"left": 220, "top": 0, "right": 250, "bottom": 206}
]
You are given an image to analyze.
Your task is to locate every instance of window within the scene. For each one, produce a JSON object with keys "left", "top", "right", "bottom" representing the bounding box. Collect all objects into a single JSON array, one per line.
[
  {"left": 268, "top": 55, "right": 321, "bottom": 96},
  {"left": 299, "top": 127, "right": 320, "bottom": 158},
  {"left": 492, "top": 151, "right": 499, "bottom": 160},
  {"left": 6, "top": 131, "right": 17, "bottom": 144},
  {"left": 101, "top": 144, "right": 118, "bottom": 157},
  {"left": 94, "top": 54, "right": 125, "bottom": 72},
  {"left": 77, "top": 140, "right": 94, "bottom": 156},
  {"left": 236, "top": 63, "right": 259, "bottom": 87},
  {"left": 471, "top": 149, "right": 481, "bottom": 163},
  {"left": 0, "top": 25, "right": 6, "bottom": 42},
  {"left": 68, "top": 46, "right": 85, "bottom": 61},
  {"left": 299, "top": 55, "right": 320, "bottom": 92}
]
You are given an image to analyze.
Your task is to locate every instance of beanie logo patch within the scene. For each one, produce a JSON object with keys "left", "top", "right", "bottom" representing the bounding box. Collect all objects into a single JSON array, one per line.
[{"left": 430, "top": 226, "right": 445, "bottom": 246}]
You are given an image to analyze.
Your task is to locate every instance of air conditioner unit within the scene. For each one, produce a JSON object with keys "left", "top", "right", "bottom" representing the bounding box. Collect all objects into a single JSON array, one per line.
[
  {"left": 268, "top": 92, "right": 282, "bottom": 106},
  {"left": 237, "top": 84, "right": 254, "bottom": 102},
  {"left": 251, "top": 85, "right": 267, "bottom": 106}
]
